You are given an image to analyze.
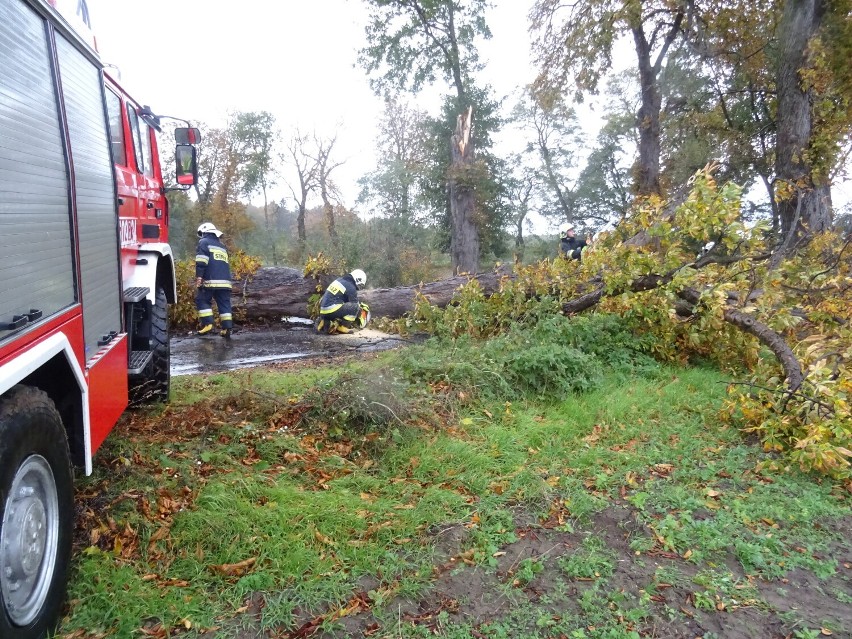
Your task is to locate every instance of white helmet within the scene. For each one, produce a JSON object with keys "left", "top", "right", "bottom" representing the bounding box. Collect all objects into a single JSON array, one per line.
[
  {"left": 350, "top": 269, "right": 366, "bottom": 290},
  {"left": 197, "top": 222, "right": 222, "bottom": 237}
]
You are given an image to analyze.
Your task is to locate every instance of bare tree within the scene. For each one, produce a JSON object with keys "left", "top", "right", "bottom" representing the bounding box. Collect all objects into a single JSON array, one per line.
[
  {"left": 283, "top": 129, "right": 319, "bottom": 263},
  {"left": 311, "top": 133, "right": 345, "bottom": 253}
]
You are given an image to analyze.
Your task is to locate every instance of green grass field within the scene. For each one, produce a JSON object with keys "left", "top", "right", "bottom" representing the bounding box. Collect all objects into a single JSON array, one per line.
[{"left": 57, "top": 326, "right": 851, "bottom": 639}]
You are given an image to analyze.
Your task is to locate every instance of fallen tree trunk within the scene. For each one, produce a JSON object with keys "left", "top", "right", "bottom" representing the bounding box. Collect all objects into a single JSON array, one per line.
[
  {"left": 231, "top": 266, "right": 512, "bottom": 322},
  {"left": 234, "top": 263, "right": 804, "bottom": 396}
]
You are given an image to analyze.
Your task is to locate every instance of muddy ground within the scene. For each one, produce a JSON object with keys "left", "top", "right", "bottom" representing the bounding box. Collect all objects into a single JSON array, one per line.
[
  {"left": 324, "top": 508, "right": 852, "bottom": 639},
  {"left": 215, "top": 506, "right": 851, "bottom": 639},
  {"left": 171, "top": 322, "right": 414, "bottom": 376}
]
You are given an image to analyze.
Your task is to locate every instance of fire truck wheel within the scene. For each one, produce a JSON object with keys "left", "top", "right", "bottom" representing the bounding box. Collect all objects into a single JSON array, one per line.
[
  {"left": 130, "top": 285, "right": 170, "bottom": 404},
  {"left": 148, "top": 285, "right": 171, "bottom": 402},
  {"left": 0, "top": 386, "right": 74, "bottom": 639}
]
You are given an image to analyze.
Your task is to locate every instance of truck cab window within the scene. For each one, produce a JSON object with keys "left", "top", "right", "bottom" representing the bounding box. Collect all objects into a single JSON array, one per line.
[
  {"left": 106, "top": 90, "right": 125, "bottom": 165},
  {"left": 126, "top": 105, "right": 146, "bottom": 175},
  {"left": 139, "top": 121, "right": 154, "bottom": 177}
]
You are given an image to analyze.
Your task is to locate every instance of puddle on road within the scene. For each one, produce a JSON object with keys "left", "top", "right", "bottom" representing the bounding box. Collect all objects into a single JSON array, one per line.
[
  {"left": 172, "top": 352, "right": 312, "bottom": 376},
  {"left": 170, "top": 324, "right": 411, "bottom": 376}
]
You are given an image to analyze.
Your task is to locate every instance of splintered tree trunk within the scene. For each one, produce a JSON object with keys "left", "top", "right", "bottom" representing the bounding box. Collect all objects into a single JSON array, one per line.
[
  {"left": 449, "top": 106, "right": 479, "bottom": 275},
  {"left": 776, "top": 0, "right": 832, "bottom": 247}
]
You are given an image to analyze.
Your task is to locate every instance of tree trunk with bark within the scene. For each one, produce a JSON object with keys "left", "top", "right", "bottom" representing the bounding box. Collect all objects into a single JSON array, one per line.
[
  {"left": 449, "top": 106, "right": 480, "bottom": 275},
  {"left": 632, "top": 27, "right": 664, "bottom": 197},
  {"left": 230, "top": 266, "right": 511, "bottom": 322},
  {"left": 775, "top": 0, "right": 832, "bottom": 247}
]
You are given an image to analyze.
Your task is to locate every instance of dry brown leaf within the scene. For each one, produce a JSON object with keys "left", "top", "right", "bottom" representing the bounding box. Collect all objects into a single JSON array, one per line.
[
  {"left": 314, "top": 530, "right": 336, "bottom": 546},
  {"left": 208, "top": 557, "right": 257, "bottom": 577}
]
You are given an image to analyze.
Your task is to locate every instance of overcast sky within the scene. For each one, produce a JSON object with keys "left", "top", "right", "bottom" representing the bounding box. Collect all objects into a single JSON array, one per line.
[
  {"left": 82, "top": 1, "right": 849, "bottom": 224},
  {"left": 85, "top": 0, "right": 554, "bottom": 221}
]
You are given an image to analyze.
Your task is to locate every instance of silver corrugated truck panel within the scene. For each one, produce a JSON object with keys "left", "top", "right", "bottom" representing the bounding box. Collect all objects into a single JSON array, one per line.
[
  {"left": 55, "top": 34, "right": 122, "bottom": 360},
  {"left": 0, "top": 0, "right": 76, "bottom": 342}
]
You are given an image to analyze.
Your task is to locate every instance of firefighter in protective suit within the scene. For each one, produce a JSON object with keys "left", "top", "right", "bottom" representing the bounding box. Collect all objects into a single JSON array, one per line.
[
  {"left": 315, "top": 269, "right": 370, "bottom": 334},
  {"left": 194, "top": 222, "right": 233, "bottom": 337}
]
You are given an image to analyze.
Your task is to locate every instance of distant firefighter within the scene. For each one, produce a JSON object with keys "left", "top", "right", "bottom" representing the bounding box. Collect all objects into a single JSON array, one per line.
[{"left": 560, "top": 227, "right": 588, "bottom": 260}]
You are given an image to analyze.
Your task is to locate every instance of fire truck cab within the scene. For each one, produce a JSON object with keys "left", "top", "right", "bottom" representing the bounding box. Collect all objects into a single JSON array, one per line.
[{"left": 0, "top": 1, "right": 198, "bottom": 636}]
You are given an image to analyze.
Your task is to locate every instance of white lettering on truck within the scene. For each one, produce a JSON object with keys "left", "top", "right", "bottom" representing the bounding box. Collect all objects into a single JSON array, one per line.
[{"left": 119, "top": 218, "right": 137, "bottom": 247}]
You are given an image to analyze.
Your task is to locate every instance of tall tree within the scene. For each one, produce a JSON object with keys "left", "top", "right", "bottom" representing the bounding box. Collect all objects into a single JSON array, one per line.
[
  {"left": 358, "top": 99, "right": 433, "bottom": 285},
  {"left": 358, "top": 0, "right": 495, "bottom": 274},
  {"left": 503, "top": 159, "right": 535, "bottom": 259},
  {"left": 511, "top": 88, "right": 585, "bottom": 229},
  {"left": 531, "top": 0, "right": 687, "bottom": 197},
  {"left": 358, "top": 99, "right": 430, "bottom": 227},
  {"left": 573, "top": 112, "right": 635, "bottom": 228},
  {"left": 191, "top": 117, "right": 255, "bottom": 243},
  {"left": 418, "top": 86, "right": 508, "bottom": 264},
  {"left": 774, "top": 0, "right": 832, "bottom": 244},
  {"left": 685, "top": 0, "right": 852, "bottom": 249},
  {"left": 234, "top": 112, "right": 280, "bottom": 263}
]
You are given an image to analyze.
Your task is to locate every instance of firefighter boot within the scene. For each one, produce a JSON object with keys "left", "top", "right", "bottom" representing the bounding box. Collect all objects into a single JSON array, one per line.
[
  {"left": 335, "top": 324, "right": 353, "bottom": 334},
  {"left": 197, "top": 324, "right": 213, "bottom": 336},
  {"left": 220, "top": 329, "right": 232, "bottom": 339}
]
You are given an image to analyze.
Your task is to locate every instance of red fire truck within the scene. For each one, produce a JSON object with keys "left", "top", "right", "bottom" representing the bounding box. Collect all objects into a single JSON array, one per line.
[{"left": 0, "top": 1, "right": 199, "bottom": 636}]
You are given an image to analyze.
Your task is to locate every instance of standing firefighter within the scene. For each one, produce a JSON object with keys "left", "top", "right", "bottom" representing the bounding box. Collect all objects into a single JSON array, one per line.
[
  {"left": 195, "top": 222, "right": 233, "bottom": 337},
  {"left": 315, "top": 269, "right": 370, "bottom": 334}
]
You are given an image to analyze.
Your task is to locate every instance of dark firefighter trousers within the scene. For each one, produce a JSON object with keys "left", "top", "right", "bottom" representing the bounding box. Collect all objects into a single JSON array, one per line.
[{"left": 196, "top": 287, "right": 233, "bottom": 329}]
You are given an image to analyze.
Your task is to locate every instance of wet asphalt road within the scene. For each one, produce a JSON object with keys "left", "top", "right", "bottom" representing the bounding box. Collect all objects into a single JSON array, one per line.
[{"left": 170, "top": 322, "right": 412, "bottom": 376}]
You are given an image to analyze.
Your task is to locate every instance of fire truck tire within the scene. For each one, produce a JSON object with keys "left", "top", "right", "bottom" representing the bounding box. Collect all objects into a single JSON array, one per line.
[
  {"left": 148, "top": 285, "right": 171, "bottom": 402},
  {"left": 130, "top": 285, "right": 170, "bottom": 404},
  {"left": 0, "top": 386, "right": 74, "bottom": 639}
]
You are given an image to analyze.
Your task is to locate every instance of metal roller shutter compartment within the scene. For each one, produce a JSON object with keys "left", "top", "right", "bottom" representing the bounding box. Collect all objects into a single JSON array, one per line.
[
  {"left": 0, "top": 0, "right": 76, "bottom": 343},
  {"left": 56, "top": 34, "right": 122, "bottom": 360}
]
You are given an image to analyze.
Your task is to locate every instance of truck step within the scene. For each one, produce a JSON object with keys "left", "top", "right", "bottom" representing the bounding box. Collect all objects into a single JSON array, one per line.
[
  {"left": 128, "top": 350, "right": 153, "bottom": 375},
  {"left": 124, "top": 287, "right": 150, "bottom": 303}
]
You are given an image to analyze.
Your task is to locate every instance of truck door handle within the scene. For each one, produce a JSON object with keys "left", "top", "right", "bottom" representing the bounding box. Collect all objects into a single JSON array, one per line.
[
  {"left": 117, "top": 197, "right": 124, "bottom": 205},
  {"left": 147, "top": 202, "right": 154, "bottom": 209}
]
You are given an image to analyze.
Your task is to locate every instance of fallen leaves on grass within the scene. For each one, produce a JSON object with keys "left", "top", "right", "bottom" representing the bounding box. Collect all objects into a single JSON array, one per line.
[{"left": 208, "top": 557, "right": 257, "bottom": 578}]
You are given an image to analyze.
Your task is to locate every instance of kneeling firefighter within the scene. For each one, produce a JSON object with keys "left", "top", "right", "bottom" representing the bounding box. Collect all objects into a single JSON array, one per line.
[{"left": 315, "top": 269, "right": 370, "bottom": 334}]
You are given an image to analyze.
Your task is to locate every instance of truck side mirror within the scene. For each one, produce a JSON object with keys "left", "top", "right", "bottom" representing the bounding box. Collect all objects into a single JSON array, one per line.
[
  {"left": 174, "top": 127, "right": 201, "bottom": 145},
  {"left": 175, "top": 144, "right": 198, "bottom": 186}
]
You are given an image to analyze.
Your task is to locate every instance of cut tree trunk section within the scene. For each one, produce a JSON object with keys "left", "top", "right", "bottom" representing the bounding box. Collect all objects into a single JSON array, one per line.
[{"left": 230, "top": 266, "right": 511, "bottom": 322}]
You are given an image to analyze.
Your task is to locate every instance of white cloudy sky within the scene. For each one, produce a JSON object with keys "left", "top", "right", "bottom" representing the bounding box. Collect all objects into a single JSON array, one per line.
[{"left": 85, "top": 0, "right": 555, "bottom": 219}]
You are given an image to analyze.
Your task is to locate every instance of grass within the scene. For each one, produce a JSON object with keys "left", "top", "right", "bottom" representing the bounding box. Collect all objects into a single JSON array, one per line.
[{"left": 56, "top": 323, "right": 852, "bottom": 638}]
